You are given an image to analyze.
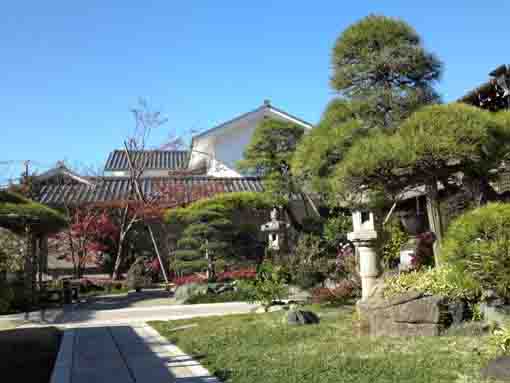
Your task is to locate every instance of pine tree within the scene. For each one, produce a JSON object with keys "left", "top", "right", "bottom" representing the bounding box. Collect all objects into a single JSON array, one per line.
[
  {"left": 174, "top": 205, "right": 234, "bottom": 280},
  {"left": 331, "top": 14, "right": 442, "bottom": 130}
]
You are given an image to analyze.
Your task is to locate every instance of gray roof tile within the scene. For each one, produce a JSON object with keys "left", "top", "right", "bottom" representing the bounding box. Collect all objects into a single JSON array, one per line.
[{"left": 104, "top": 150, "right": 190, "bottom": 171}]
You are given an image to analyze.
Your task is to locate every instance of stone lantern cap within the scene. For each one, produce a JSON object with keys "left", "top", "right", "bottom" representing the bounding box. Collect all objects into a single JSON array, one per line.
[
  {"left": 260, "top": 208, "right": 290, "bottom": 233},
  {"left": 347, "top": 210, "right": 377, "bottom": 242}
]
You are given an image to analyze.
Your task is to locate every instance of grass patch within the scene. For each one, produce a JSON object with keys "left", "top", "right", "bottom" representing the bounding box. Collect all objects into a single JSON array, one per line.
[
  {"left": 150, "top": 306, "right": 489, "bottom": 383},
  {"left": 0, "top": 326, "right": 62, "bottom": 383}
]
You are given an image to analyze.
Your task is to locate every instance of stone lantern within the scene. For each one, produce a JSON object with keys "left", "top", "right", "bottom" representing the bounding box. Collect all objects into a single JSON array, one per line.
[
  {"left": 261, "top": 208, "right": 290, "bottom": 258},
  {"left": 347, "top": 210, "right": 379, "bottom": 301}
]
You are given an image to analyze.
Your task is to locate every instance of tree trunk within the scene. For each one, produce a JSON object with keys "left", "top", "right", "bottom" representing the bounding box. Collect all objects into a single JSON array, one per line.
[
  {"left": 24, "top": 228, "right": 38, "bottom": 308},
  {"left": 283, "top": 205, "right": 303, "bottom": 232},
  {"left": 425, "top": 180, "right": 443, "bottom": 266},
  {"left": 205, "top": 242, "right": 215, "bottom": 281},
  {"left": 112, "top": 237, "right": 124, "bottom": 280}
]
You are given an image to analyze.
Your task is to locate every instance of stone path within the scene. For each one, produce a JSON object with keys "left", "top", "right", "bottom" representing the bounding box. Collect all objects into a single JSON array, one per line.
[
  {"left": 51, "top": 324, "right": 220, "bottom": 383},
  {"left": 0, "top": 301, "right": 257, "bottom": 327}
]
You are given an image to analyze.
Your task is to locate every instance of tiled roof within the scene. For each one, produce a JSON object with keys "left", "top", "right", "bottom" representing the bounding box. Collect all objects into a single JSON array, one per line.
[
  {"left": 37, "top": 176, "right": 264, "bottom": 206},
  {"left": 104, "top": 150, "right": 191, "bottom": 171}
]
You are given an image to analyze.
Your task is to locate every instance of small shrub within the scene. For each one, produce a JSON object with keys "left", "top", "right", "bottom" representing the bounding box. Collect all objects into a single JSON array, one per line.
[
  {"left": 335, "top": 243, "right": 360, "bottom": 284},
  {"left": 411, "top": 231, "right": 436, "bottom": 269},
  {"left": 486, "top": 323, "right": 510, "bottom": 359},
  {"left": 442, "top": 202, "right": 510, "bottom": 298},
  {"left": 216, "top": 269, "right": 257, "bottom": 282},
  {"left": 323, "top": 214, "right": 352, "bottom": 249},
  {"left": 239, "top": 261, "right": 288, "bottom": 310},
  {"left": 383, "top": 266, "right": 481, "bottom": 301},
  {"left": 293, "top": 269, "right": 325, "bottom": 289},
  {"left": 173, "top": 274, "right": 207, "bottom": 286},
  {"left": 311, "top": 279, "right": 359, "bottom": 306},
  {"left": 379, "top": 218, "right": 408, "bottom": 270}
]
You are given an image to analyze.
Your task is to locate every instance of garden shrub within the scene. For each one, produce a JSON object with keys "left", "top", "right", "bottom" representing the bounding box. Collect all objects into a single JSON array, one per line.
[
  {"left": 311, "top": 279, "right": 359, "bottom": 306},
  {"left": 442, "top": 202, "right": 510, "bottom": 298},
  {"left": 289, "top": 234, "right": 328, "bottom": 288},
  {"left": 379, "top": 217, "right": 408, "bottom": 270},
  {"left": 322, "top": 213, "right": 352, "bottom": 249},
  {"left": 238, "top": 261, "right": 288, "bottom": 310},
  {"left": 411, "top": 231, "right": 436, "bottom": 269},
  {"left": 383, "top": 265, "right": 481, "bottom": 301},
  {"left": 485, "top": 321, "right": 510, "bottom": 359}
]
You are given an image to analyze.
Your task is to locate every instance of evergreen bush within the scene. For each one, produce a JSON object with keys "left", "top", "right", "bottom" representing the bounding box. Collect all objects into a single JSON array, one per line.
[{"left": 442, "top": 203, "right": 510, "bottom": 298}]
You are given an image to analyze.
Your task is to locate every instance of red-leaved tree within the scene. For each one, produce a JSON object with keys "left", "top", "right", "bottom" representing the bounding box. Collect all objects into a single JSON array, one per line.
[{"left": 51, "top": 207, "right": 118, "bottom": 278}]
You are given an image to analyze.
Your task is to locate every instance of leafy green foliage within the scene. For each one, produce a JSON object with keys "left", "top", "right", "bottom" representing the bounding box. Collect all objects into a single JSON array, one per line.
[
  {"left": 290, "top": 234, "right": 328, "bottom": 289},
  {"left": 237, "top": 118, "right": 305, "bottom": 206},
  {"left": 331, "top": 14, "right": 442, "bottom": 129},
  {"left": 167, "top": 192, "right": 270, "bottom": 277},
  {"left": 0, "top": 228, "right": 23, "bottom": 274},
  {"left": 292, "top": 100, "right": 366, "bottom": 199},
  {"left": 322, "top": 213, "right": 352, "bottom": 249},
  {"left": 0, "top": 191, "right": 66, "bottom": 234},
  {"left": 334, "top": 104, "right": 510, "bottom": 202},
  {"left": 442, "top": 203, "right": 510, "bottom": 298},
  {"left": 239, "top": 261, "right": 289, "bottom": 310},
  {"left": 165, "top": 192, "right": 271, "bottom": 224},
  {"left": 174, "top": 205, "right": 235, "bottom": 278},
  {"left": 487, "top": 323, "right": 510, "bottom": 358},
  {"left": 378, "top": 218, "right": 409, "bottom": 270},
  {"left": 383, "top": 266, "right": 481, "bottom": 301}
]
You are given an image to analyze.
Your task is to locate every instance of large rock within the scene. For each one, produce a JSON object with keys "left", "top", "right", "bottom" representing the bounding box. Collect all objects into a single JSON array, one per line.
[
  {"left": 357, "top": 291, "right": 466, "bottom": 337},
  {"left": 287, "top": 310, "right": 320, "bottom": 326},
  {"left": 174, "top": 283, "right": 208, "bottom": 303},
  {"left": 126, "top": 257, "right": 151, "bottom": 292},
  {"left": 481, "top": 356, "right": 510, "bottom": 381}
]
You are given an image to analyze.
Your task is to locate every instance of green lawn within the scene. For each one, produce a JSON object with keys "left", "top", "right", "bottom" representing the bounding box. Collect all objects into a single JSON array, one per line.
[
  {"left": 0, "top": 327, "right": 62, "bottom": 383},
  {"left": 150, "top": 306, "right": 491, "bottom": 383}
]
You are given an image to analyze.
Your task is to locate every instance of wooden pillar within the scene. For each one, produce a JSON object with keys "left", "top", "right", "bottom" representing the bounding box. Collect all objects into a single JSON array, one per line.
[
  {"left": 426, "top": 180, "right": 443, "bottom": 266},
  {"left": 23, "top": 227, "right": 39, "bottom": 307}
]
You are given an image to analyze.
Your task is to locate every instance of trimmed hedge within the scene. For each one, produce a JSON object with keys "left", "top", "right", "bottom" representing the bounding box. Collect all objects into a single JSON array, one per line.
[
  {"left": 0, "top": 191, "right": 66, "bottom": 234},
  {"left": 442, "top": 202, "right": 510, "bottom": 298},
  {"left": 165, "top": 192, "right": 271, "bottom": 224}
]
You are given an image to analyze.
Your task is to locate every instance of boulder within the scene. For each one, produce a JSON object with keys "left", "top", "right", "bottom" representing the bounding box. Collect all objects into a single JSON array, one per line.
[
  {"left": 287, "top": 310, "right": 320, "bottom": 326},
  {"left": 126, "top": 257, "right": 151, "bottom": 292},
  {"left": 174, "top": 283, "right": 208, "bottom": 303},
  {"left": 357, "top": 292, "right": 466, "bottom": 337},
  {"left": 481, "top": 356, "right": 510, "bottom": 381}
]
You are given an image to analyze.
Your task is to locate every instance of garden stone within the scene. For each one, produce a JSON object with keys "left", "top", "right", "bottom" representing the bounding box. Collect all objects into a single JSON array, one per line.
[
  {"left": 126, "top": 257, "right": 151, "bottom": 292},
  {"left": 358, "top": 293, "right": 466, "bottom": 336},
  {"left": 481, "top": 304, "right": 510, "bottom": 326},
  {"left": 174, "top": 283, "right": 208, "bottom": 303},
  {"left": 481, "top": 356, "right": 510, "bottom": 381},
  {"left": 287, "top": 310, "right": 320, "bottom": 326}
]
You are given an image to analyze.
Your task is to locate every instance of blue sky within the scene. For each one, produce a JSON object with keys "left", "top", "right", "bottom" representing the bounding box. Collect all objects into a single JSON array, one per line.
[{"left": 1, "top": 1, "right": 508, "bottom": 183}]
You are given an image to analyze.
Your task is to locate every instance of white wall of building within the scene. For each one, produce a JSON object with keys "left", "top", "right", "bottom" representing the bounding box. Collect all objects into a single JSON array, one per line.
[{"left": 189, "top": 106, "right": 311, "bottom": 178}]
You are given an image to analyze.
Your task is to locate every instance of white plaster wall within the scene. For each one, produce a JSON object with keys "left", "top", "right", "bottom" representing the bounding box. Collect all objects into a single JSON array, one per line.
[{"left": 190, "top": 107, "right": 309, "bottom": 178}]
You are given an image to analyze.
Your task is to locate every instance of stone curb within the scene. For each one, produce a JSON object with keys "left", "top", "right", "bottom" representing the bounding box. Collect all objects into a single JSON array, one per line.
[
  {"left": 50, "top": 329, "right": 75, "bottom": 383},
  {"left": 142, "top": 325, "right": 220, "bottom": 382}
]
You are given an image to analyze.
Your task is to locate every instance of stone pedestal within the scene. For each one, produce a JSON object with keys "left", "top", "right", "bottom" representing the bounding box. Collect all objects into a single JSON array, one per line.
[{"left": 348, "top": 210, "right": 379, "bottom": 301}]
